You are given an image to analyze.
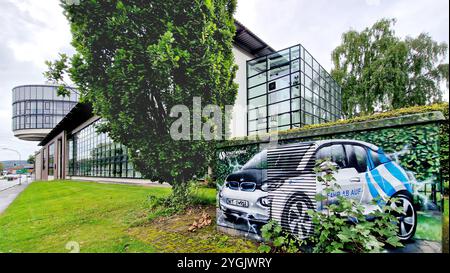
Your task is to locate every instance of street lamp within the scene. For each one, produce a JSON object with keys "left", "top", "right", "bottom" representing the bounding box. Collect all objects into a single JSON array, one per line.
[{"left": 1, "top": 147, "right": 22, "bottom": 185}]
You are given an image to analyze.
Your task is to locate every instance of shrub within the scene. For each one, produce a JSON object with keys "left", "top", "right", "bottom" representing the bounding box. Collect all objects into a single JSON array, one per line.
[
  {"left": 258, "top": 220, "right": 304, "bottom": 253},
  {"left": 146, "top": 180, "right": 201, "bottom": 218}
]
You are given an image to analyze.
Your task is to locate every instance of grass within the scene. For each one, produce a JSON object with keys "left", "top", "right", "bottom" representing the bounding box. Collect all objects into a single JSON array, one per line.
[
  {"left": 443, "top": 197, "right": 449, "bottom": 253},
  {"left": 415, "top": 213, "right": 442, "bottom": 242},
  {"left": 0, "top": 181, "right": 257, "bottom": 253}
]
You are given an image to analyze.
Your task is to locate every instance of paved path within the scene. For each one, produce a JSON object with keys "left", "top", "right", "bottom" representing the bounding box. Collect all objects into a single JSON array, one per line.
[
  {"left": 0, "top": 180, "right": 30, "bottom": 214},
  {"left": 385, "top": 239, "right": 442, "bottom": 253}
]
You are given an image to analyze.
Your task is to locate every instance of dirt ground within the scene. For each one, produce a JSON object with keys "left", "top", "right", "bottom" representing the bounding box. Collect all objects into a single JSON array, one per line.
[{"left": 127, "top": 206, "right": 259, "bottom": 253}]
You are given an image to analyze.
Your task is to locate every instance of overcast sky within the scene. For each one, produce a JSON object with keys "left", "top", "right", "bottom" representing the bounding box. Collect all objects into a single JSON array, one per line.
[{"left": 0, "top": 0, "right": 449, "bottom": 161}]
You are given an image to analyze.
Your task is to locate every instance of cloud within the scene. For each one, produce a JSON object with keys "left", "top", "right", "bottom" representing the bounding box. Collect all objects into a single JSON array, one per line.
[
  {"left": 366, "top": 0, "right": 381, "bottom": 6},
  {"left": 0, "top": 0, "right": 72, "bottom": 161}
]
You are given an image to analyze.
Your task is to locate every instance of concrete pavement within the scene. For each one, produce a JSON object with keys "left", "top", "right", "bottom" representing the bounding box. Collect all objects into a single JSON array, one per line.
[
  {"left": 0, "top": 179, "right": 30, "bottom": 214},
  {"left": 385, "top": 239, "right": 442, "bottom": 253}
]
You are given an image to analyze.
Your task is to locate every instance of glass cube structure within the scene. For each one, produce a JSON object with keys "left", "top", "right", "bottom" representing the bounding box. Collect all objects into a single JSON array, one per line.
[{"left": 247, "top": 44, "right": 342, "bottom": 135}]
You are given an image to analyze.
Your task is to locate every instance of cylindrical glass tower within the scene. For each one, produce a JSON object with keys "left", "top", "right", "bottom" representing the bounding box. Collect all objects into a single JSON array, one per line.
[{"left": 11, "top": 84, "right": 79, "bottom": 141}]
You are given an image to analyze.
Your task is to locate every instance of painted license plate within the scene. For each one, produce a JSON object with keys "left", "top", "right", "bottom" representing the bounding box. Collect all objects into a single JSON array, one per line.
[{"left": 226, "top": 199, "right": 249, "bottom": 208}]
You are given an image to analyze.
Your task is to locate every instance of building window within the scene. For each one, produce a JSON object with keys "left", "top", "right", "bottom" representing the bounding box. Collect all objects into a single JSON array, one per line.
[{"left": 67, "top": 119, "right": 141, "bottom": 179}]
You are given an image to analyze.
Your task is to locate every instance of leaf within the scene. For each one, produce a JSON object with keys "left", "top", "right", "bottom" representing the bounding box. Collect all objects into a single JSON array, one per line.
[
  {"left": 273, "top": 237, "right": 285, "bottom": 247},
  {"left": 258, "top": 244, "right": 271, "bottom": 253}
]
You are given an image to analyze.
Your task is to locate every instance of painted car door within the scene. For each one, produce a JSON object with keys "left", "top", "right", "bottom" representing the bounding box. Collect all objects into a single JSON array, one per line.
[
  {"left": 316, "top": 144, "right": 362, "bottom": 205},
  {"left": 343, "top": 145, "right": 368, "bottom": 204}
]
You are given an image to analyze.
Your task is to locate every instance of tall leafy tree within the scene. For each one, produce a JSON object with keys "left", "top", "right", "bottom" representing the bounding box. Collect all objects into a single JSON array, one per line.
[
  {"left": 331, "top": 19, "right": 448, "bottom": 117},
  {"left": 45, "top": 0, "right": 238, "bottom": 194}
]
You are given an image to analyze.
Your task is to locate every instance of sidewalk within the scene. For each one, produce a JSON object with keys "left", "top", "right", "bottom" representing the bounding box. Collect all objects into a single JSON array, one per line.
[
  {"left": 0, "top": 179, "right": 20, "bottom": 192},
  {"left": 0, "top": 179, "right": 30, "bottom": 214},
  {"left": 385, "top": 239, "right": 442, "bottom": 253}
]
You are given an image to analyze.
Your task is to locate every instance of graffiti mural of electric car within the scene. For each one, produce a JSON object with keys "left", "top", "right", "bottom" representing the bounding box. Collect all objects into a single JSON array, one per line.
[
  {"left": 218, "top": 139, "right": 417, "bottom": 241},
  {"left": 218, "top": 150, "right": 270, "bottom": 224}
]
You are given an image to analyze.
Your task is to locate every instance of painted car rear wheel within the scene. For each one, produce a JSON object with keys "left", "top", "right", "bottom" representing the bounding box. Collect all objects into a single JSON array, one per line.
[
  {"left": 390, "top": 193, "right": 417, "bottom": 241},
  {"left": 281, "top": 192, "right": 314, "bottom": 238}
]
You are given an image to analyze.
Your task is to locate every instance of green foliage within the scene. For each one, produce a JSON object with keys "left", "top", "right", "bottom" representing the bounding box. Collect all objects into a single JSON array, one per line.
[
  {"left": 26, "top": 154, "right": 35, "bottom": 165},
  {"left": 204, "top": 175, "right": 216, "bottom": 188},
  {"left": 147, "top": 180, "right": 202, "bottom": 216},
  {"left": 44, "top": 53, "right": 73, "bottom": 97},
  {"left": 258, "top": 220, "right": 304, "bottom": 253},
  {"left": 45, "top": 0, "right": 239, "bottom": 200},
  {"left": 307, "top": 194, "right": 404, "bottom": 253},
  {"left": 439, "top": 106, "right": 449, "bottom": 193},
  {"left": 331, "top": 18, "right": 448, "bottom": 118}
]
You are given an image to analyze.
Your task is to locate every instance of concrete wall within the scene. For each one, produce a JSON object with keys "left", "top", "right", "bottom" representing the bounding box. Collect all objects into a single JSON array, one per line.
[
  {"left": 34, "top": 150, "right": 42, "bottom": 180},
  {"left": 229, "top": 46, "right": 254, "bottom": 138}
]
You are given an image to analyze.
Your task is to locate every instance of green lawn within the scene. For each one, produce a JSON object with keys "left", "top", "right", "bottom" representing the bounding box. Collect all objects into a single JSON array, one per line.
[
  {"left": 415, "top": 213, "right": 442, "bottom": 241},
  {"left": 0, "top": 181, "right": 257, "bottom": 253},
  {"left": 443, "top": 197, "right": 449, "bottom": 253}
]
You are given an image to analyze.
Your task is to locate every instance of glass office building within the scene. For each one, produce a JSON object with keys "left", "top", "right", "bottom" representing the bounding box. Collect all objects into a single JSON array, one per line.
[
  {"left": 67, "top": 119, "right": 142, "bottom": 178},
  {"left": 247, "top": 44, "right": 342, "bottom": 135},
  {"left": 12, "top": 84, "right": 79, "bottom": 141}
]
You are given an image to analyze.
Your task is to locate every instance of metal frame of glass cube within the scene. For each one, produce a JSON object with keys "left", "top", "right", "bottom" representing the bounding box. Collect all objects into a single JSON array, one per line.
[{"left": 247, "top": 44, "right": 342, "bottom": 136}]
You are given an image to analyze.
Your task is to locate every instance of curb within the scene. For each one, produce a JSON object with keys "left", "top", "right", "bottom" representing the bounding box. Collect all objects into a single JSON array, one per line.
[{"left": 0, "top": 183, "right": 20, "bottom": 193}]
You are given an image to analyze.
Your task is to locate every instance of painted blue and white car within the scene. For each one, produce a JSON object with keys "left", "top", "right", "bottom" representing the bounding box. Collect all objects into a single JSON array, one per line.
[{"left": 218, "top": 139, "right": 417, "bottom": 241}]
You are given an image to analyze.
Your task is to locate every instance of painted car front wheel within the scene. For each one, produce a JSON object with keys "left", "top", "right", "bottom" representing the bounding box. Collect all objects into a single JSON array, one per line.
[{"left": 390, "top": 193, "right": 417, "bottom": 241}]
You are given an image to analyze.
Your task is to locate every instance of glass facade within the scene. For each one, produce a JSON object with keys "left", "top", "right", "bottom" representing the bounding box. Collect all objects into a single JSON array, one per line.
[
  {"left": 11, "top": 85, "right": 79, "bottom": 131},
  {"left": 247, "top": 44, "right": 342, "bottom": 135},
  {"left": 67, "top": 119, "right": 142, "bottom": 178}
]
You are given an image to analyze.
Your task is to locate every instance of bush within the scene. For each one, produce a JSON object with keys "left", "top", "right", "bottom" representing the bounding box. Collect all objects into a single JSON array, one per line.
[
  {"left": 204, "top": 175, "right": 216, "bottom": 189},
  {"left": 146, "top": 180, "right": 201, "bottom": 218},
  {"left": 258, "top": 220, "right": 304, "bottom": 253},
  {"left": 308, "top": 194, "right": 403, "bottom": 253}
]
